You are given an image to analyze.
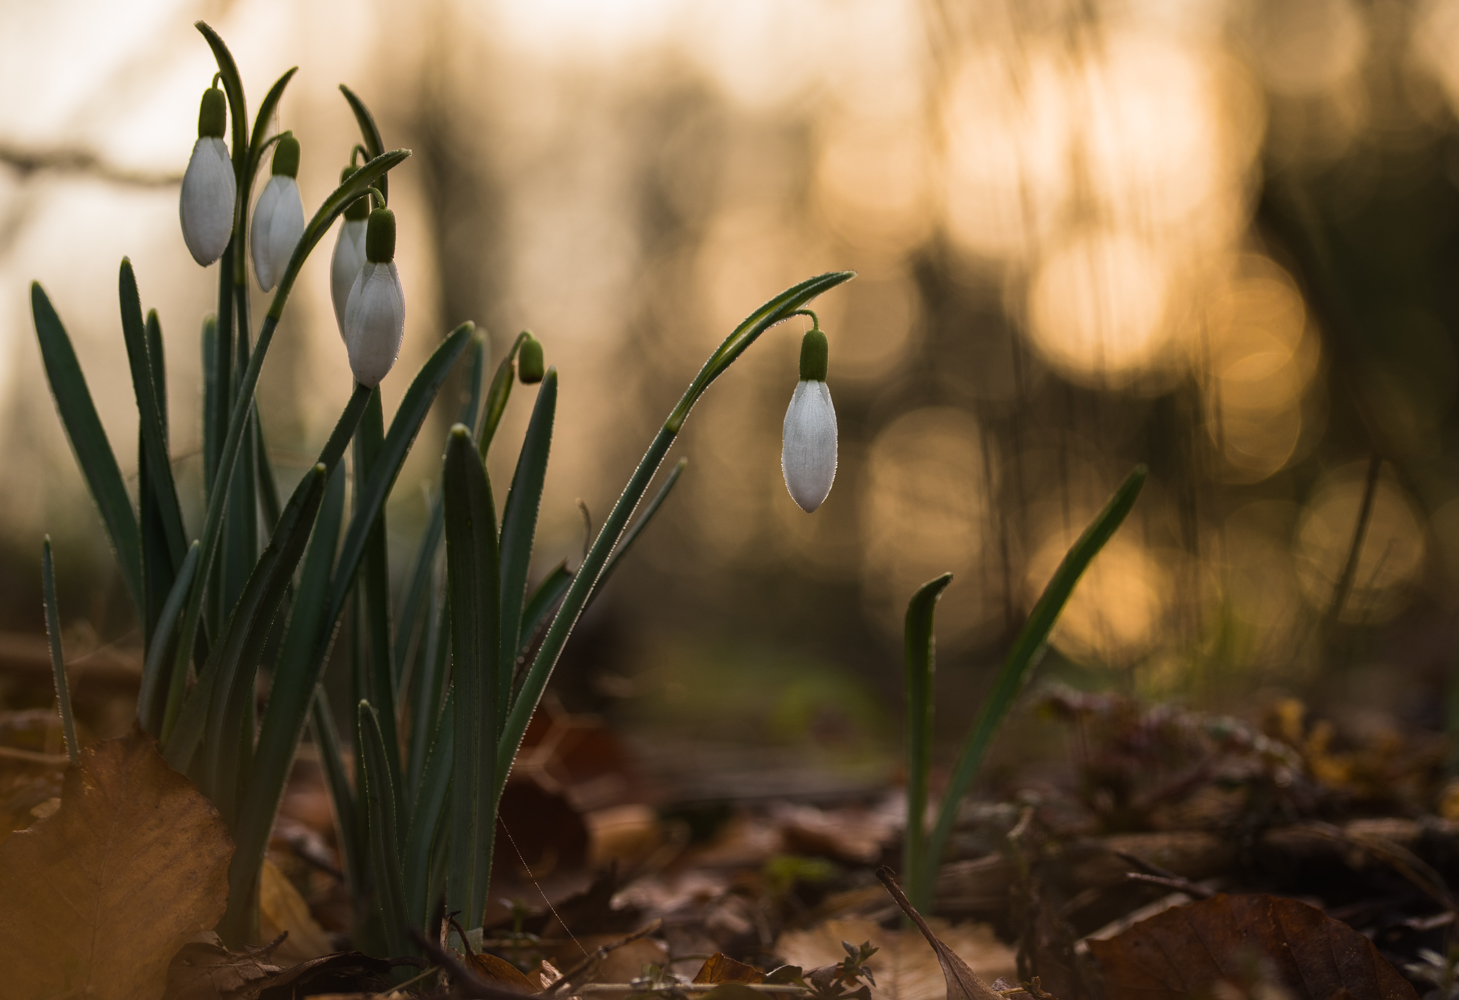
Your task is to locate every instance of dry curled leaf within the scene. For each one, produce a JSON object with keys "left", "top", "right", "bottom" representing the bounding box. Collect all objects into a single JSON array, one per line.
[
  {"left": 0, "top": 728, "right": 233, "bottom": 1000},
  {"left": 695, "top": 952, "right": 767, "bottom": 985},
  {"left": 470, "top": 951, "right": 545, "bottom": 993},
  {"left": 1086, "top": 893, "right": 1419, "bottom": 1000},
  {"left": 876, "top": 868, "right": 1006, "bottom": 1000}
]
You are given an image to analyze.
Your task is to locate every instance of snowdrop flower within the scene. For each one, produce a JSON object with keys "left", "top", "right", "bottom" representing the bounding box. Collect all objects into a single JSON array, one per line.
[
  {"left": 781, "top": 323, "right": 837, "bottom": 512},
  {"left": 343, "top": 207, "right": 405, "bottom": 387},
  {"left": 179, "top": 87, "right": 236, "bottom": 266},
  {"left": 250, "top": 134, "right": 304, "bottom": 292},
  {"left": 330, "top": 166, "right": 369, "bottom": 337}
]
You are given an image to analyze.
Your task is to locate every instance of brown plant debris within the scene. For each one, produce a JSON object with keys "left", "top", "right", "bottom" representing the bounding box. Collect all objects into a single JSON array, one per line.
[
  {"left": 1086, "top": 893, "right": 1419, "bottom": 999},
  {"left": 0, "top": 727, "right": 234, "bottom": 1000}
]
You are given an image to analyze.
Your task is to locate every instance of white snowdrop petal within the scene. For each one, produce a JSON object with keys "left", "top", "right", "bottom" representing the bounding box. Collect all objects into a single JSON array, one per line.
[
  {"left": 330, "top": 219, "right": 368, "bottom": 339},
  {"left": 179, "top": 137, "right": 235, "bottom": 266},
  {"left": 344, "top": 262, "right": 405, "bottom": 387},
  {"left": 781, "top": 379, "right": 838, "bottom": 512},
  {"left": 251, "top": 175, "right": 304, "bottom": 292}
]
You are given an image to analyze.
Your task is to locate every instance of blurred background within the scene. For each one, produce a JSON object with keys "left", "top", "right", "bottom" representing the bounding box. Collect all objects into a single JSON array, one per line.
[{"left": 3, "top": 0, "right": 1459, "bottom": 798}]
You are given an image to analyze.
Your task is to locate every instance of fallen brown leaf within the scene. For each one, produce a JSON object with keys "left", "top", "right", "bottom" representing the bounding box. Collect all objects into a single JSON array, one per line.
[
  {"left": 164, "top": 933, "right": 282, "bottom": 1000},
  {"left": 874, "top": 869, "right": 1006, "bottom": 1000},
  {"left": 695, "top": 952, "right": 767, "bottom": 985},
  {"left": 774, "top": 918, "right": 1016, "bottom": 1000},
  {"left": 470, "top": 951, "right": 545, "bottom": 992},
  {"left": 1086, "top": 893, "right": 1419, "bottom": 1000},
  {"left": 258, "top": 857, "right": 334, "bottom": 964},
  {"left": 0, "top": 728, "right": 233, "bottom": 1000}
]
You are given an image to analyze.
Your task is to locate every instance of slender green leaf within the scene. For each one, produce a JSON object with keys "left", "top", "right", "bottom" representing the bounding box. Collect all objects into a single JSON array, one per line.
[
  {"left": 396, "top": 333, "right": 485, "bottom": 682},
  {"left": 498, "top": 369, "right": 556, "bottom": 718},
  {"left": 477, "top": 332, "right": 527, "bottom": 459},
  {"left": 233, "top": 327, "right": 471, "bottom": 937},
  {"left": 915, "top": 465, "right": 1147, "bottom": 909},
  {"left": 355, "top": 388, "right": 404, "bottom": 834},
  {"left": 443, "top": 425, "right": 500, "bottom": 928},
  {"left": 195, "top": 21, "right": 247, "bottom": 178},
  {"left": 247, "top": 67, "right": 299, "bottom": 175},
  {"left": 41, "top": 538, "right": 79, "bottom": 766},
  {"left": 139, "top": 307, "right": 174, "bottom": 646},
  {"left": 502, "top": 272, "right": 854, "bottom": 801},
  {"left": 407, "top": 593, "right": 450, "bottom": 802},
  {"left": 359, "top": 701, "right": 411, "bottom": 959},
  {"left": 902, "top": 572, "right": 952, "bottom": 913},
  {"left": 120, "top": 260, "right": 188, "bottom": 571},
  {"left": 138, "top": 540, "right": 200, "bottom": 737},
  {"left": 202, "top": 315, "right": 219, "bottom": 490},
  {"left": 31, "top": 283, "right": 143, "bottom": 614},
  {"left": 313, "top": 691, "right": 363, "bottom": 905},
  {"left": 594, "top": 457, "right": 685, "bottom": 594},
  {"left": 204, "top": 464, "right": 329, "bottom": 820},
  {"left": 518, "top": 562, "right": 572, "bottom": 666},
  {"left": 339, "top": 83, "right": 387, "bottom": 203},
  {"left": 404, "top": 691, "right": 452, "bottom": 930},
  {"left": 254, "top": 410, "right": 282, "bottom": 530}
]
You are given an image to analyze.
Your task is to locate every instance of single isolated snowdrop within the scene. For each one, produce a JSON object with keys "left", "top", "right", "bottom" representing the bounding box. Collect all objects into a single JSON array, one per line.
[
  {"left": 179, "top": 86, "right": 236, "bottom": 266},
  {"left": 330, "top": 166, "right": 369, "bottom": 337},
  {"left": 781, "top": 316, "right": 837, "bottom": 512},
  {"left": 250, "top": 134, "right": 304, "bottom": 292},
  {"left": 518, "top": 332, "right": 545, "bottom": 384},
  {"left": 343, "top": 206, "right": 405, "bottom": 387}
]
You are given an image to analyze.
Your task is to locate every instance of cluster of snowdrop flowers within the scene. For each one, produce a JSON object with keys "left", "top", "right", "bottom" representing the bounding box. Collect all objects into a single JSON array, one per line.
[
  {"left": 178, "top": 86, "right": 408, "bottom": 389},
  {"left": 782, "top": 314, "right": 837, "bottom": 513}
]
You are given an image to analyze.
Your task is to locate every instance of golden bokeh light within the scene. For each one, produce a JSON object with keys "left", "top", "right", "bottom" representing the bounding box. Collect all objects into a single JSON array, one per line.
[
  {"left": 1295, "top": 463, "right": 1427, "bottom": 623},
  {"left": 860, "top": 407, "right": 993, "bottom": 643},
  {"left": 1025, "top": 532, "right": 1168, "bottom": 664},
  {"left": 814, "top": 114, "right": 934, "bottom": 257},
  {"left": 1249, "top": 0, "right": 1368, "bottom": 98},
  {"left": 1026, "top": 228, "right": 1174, "bottom": 387},
  {"left": 941, "top": 42, "right": 1072, "bottom": 262},
  {"left": 1199, "top": 258, "right": 1322, "bottom": 481}
]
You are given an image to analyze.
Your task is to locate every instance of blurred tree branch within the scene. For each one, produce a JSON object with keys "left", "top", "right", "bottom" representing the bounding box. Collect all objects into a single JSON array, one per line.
[{"left": 0, "top": 142, "right": 181, "bottom": 186}]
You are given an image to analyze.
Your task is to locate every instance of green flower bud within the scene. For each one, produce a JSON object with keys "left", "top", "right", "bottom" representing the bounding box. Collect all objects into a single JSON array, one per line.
[
  {"left": 799, "top": 327, "right": 828, "bottom": 382},
  {"left": 198, "top": 88, "right": 227, "bottom": 140},
  {"left": 271, "top": 134, "right": 300, "bottom": 178},
  {"left": 365, "top": 207, "right": 395, "bottom": 264},
  {"left": 518, "top": 333, "right": 545, "bottom": 384}
]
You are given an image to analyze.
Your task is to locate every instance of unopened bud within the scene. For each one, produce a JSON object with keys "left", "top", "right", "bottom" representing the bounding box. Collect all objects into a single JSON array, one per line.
[{"left": 518, "top": 333, "right": 544, "bottom": 384}]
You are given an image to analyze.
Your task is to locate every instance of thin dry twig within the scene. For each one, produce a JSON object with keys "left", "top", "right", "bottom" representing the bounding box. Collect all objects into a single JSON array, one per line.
[{"left": 545, "top": 918, "right": 664, "bottom": 995}]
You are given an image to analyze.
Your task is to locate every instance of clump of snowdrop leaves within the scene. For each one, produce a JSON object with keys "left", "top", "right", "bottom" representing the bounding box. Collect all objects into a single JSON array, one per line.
[
  {"left": 179, "top": 87, "right": 236, "bottom": 266},
  {"left": 249, "top": 134, "right": 304, "bottom": 292},
  {"left": 330, "top": 166, "right": 369, "bottom": 337},
  {"left": 343, "top": 206, "right": 405, "bottom": 387},
  {"left": 781, "top": 316, "right": 837, "bottom": 512}
]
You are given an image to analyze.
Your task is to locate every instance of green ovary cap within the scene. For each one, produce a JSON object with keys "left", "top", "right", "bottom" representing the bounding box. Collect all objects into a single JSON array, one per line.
[
  {"left": 518, "top": 333, "right": 545, "bottom": 384},
  {"left": 271, "top": 135, "right": 300, "bottom": 178},
  {"left": 198, "top": 88, "right": 226, "bottom": 139},
  {"left": 341, "top": 166, "right": 369, "bottom": 221},
  {"left": 799, "top": 327, "right": 828, "bottom": 382},
  {"left": 365, "top": 207, "right": 395, "bottom": 263}
]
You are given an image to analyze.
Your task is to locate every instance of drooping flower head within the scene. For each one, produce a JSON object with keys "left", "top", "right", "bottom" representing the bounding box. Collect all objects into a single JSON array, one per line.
[
  {"left": 343, "top": 206, "right": 405, "bottom": 387},
  {"left": 330, "top": 165, "right": 370, "bottom": 338},
  {"left": 250, "top": 134, "right": 305, "bottom": 292},
  {"left": 179, "top": 86, "right": 236, "bottom": 266},
  {"left": 781, "top": 320, "right": 837, "bottom": 513}
]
